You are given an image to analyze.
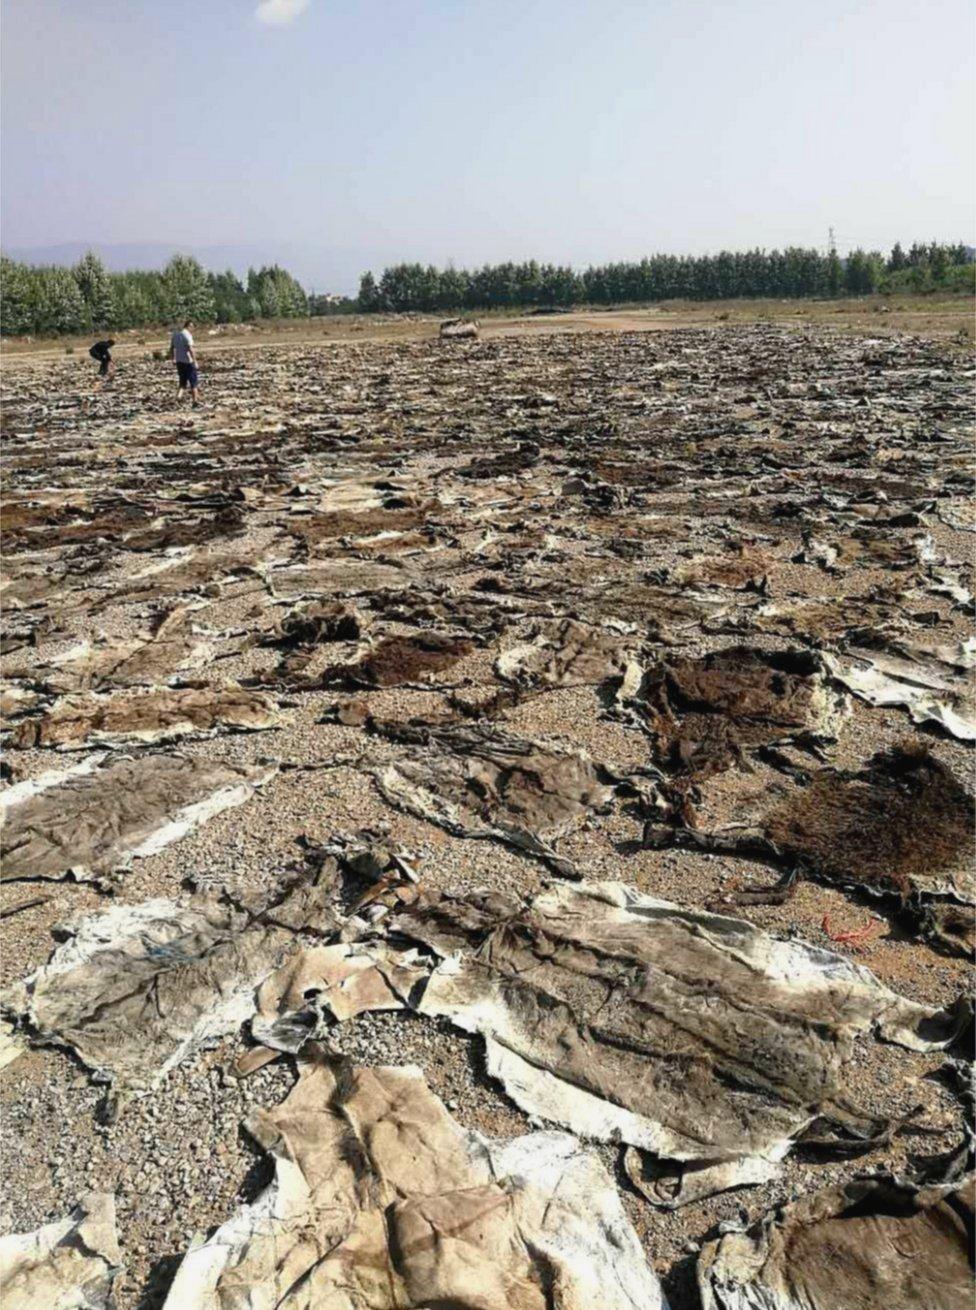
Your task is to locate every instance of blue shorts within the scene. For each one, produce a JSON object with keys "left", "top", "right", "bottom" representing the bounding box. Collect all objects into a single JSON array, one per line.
[{"left": 176, "top": 361, "right": 198, "bottom": 388}]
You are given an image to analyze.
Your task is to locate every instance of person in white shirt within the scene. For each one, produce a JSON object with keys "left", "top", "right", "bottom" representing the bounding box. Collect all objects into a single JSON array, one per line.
[{"left": 168, "top": 319, "right": 201, "bottom": 406}]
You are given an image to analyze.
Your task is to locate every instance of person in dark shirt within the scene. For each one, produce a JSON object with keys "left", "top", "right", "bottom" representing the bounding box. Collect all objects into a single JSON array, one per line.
[{"left": 89, "top": 339, "right": 115, "bottom": 390}]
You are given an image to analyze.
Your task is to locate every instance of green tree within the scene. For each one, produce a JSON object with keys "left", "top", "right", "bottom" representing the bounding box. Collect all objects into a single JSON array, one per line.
[
  {"left": 1, "top": 256, "right": 37, "bottom": 334},
  {"left": 162, "top": 255, "right": 216, "bottom": 323},
  {"left": 208, "top": 270, "right": 249, "bottom": 323},
  {"left": 929, "top": 244, "right": 950, "bottom": 282},
  {"left": 113, "top": 279, "right": 152, "bottom": 329},
  {"left": 34, "top": 266, "right": 87, "bottom": 334},
  {"left": 826, "top": 250, "right": 842, "bottom": 296},
  {"left": 245, "top": 265, "right": 307, "bottom": 319},
  {"left": 907, "top": 242, "right": 928, "bottom": 268},
  {"left": 844, "top": 249, "right": 881, "bottom": 295},
  {"left": 438, "top": 266, "right": 469, "bottom": 310},
  {"left": 358, "top": 271, "right": 381, "bottom": 311},
  {"left": 73, "top": 251, "right": 116, "bottom": 329}
]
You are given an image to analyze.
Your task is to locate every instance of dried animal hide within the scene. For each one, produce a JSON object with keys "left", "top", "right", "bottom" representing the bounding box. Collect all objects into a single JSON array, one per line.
[
  {"left": 250, "top": 940, "right": 429, "bottom": 1054},
  {"left": 923, "top": 567, "right": 975, "bottom": 611},
  {"left": 440, "top": 317, "right": 480, "bottom": 339},
  {"left": 639, "top": 647, "right": 848, "bottom": 792},
  {"left": 5, "top": 502, "right": 242, "bottom": 557},
  {"left": 325, "top": 631, "right": 473, "bottom": 688},
  {"left": 0, "top": 896, "right": 294, "bottom": 1105},
  {"left": 660, "top": 646, "right": 845, "bottom": 741},
  {"left": 824, "top": 650, "right": 976, "bottom": 741},
  {"left": 369, "top": 582, "right": 536, "bottom": 635},
  {"left": 8, "top": 685, "right": 281, "bottom": 750},
  {"left": 113, "top": 544, "right": 265, "bottom": 602},
  {"left": 269, "top": 600, "right": 363, "bottom": 646},
  {"left": 0, "top": 1019, "right": 25, "bottom": 1071},
  {"left": 162, "top": 1057, "right": 665, "bottom": 1310},
  {"left": 747, "top": 597, "right": 897, "bottom": 643},
  {"left": 697, "top": 1173, "right": 975, "bottom": 1310},
  {"left": 495, "top": 617, "right": 637, "bottom": 689},
  {"left": 0, "top": 753, "right": 277, "bottom": 882},
  {"left": 0, "top": 561, "right": 85, "bottom": 613},
  {"left": 671, "top": 545, "right": 771, "bottom": 590},
  {"left": 268, "top": 560, "right": 412, "bottom": 599},
  {"left": 374, "top": 725, "right": 614, "bottom": 875},
  {"left": 1, "top": 491, "right": 93, "bottom": 551},
  {"left": 0, "top": 685, "right": 39, "bottom": 721},
  {"left": 121, "top": 504, "right": 245, "bottom": 554},
  {"left": 0, "top": 1192, "right": 122, "bottom": 1310},
  {"left": 379, "top": 883, "right": 968, "bottom": 1205},
  {"left": 895, "top": 635, "right": 976, "bottom": 671},
  {"left": 0, "top": 848, "right": 383, "bottom": 1101},
  {"left": 9, "top": 623, "right": 214, "bottom": 695},
  {"left": 287, "top": 503, "right": 429, "bottom": 549},
  {"left": 793, "top": 529, "right": 927, "bottom": 573},
  {"left": 650, "top": 743, "right": 975, "bottom": 951},
  {"left": 760, "top": 742, "right": 974, "bottom": 903}
]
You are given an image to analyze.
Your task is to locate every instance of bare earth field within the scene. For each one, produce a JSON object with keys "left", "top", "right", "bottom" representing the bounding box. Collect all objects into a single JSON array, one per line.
[{"left": 0, "top": 322, "right": 973, "bottom": 1309}]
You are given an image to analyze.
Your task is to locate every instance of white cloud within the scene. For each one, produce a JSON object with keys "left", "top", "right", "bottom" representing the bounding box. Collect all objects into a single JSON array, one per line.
[{"left": 255, "top": 0, "right": 310, "bottom": 26}]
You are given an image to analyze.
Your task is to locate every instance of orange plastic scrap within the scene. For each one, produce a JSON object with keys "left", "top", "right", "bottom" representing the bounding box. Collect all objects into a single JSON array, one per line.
[{"left": 821, "top": 913, "right": 883, "bottom": 952}]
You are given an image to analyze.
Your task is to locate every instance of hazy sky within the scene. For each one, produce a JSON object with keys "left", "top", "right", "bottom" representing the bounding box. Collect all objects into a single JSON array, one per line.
[{"left": 2, "top": 0, "right": 973, "bottom": 290}]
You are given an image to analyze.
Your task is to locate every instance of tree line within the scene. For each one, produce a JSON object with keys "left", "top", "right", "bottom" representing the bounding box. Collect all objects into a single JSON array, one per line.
[
  {"left": 1, "top": 241, "right": 971, "bottom": 336},
  {"left": 0, "top": 253, "right": 308, "bottom": 337},
  {"left": 359, "top": 242, "right": 973, "bottom": 313}
]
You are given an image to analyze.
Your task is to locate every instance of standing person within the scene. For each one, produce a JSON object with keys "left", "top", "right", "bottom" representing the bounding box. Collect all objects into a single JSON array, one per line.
[
  {"left": 168, "top": 319, "right": 201, "bottom": 406},
  {"left": 89, "top": 338, "right": 115, "bottom": 390}
]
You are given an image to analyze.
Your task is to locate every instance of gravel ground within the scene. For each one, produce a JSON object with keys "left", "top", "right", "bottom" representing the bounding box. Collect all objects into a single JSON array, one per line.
[{"left": 1, "top": 325, "right": 972, "bottom": 1309}]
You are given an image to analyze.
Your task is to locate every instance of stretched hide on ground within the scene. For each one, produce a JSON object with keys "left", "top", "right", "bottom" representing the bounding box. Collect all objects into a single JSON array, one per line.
[
  {"left": 8, "top": 685, "right": 281, "bottom": 750},
  {"left": 0, "top": 753, "right": 276, "bottom": 883},
  {"left": 9, "top": 621, "right": 214, "bottom": 694},
  {"left": 495, "top": 618, "right": 637, "bottom": 689},
  {"left": 250, "top": 940, "right": 428, "bottom": 1054},
  {"left": 0, "top": 1193, "right": 122, "bottom": 1310},
  {"left": 761, "top": 743, "right": 974, "bottom": 900},
  {"left": 382, "top": 882, "right": 966, "bottom": 1204},
  {"left": 163, "top": 1057, "right": 665, "bottom": 1310},
  {"left": 824, "top": 650, "right": 976, "bottom": 741},
  {"left": 374, "top": 725, "right": 613, "bottom": 875},
  {"left": 640, "top": 647, "right": 848, "bottom": 784},
  {"left": 697, "top": 1173, "right": 975, "bottom": 1310},
  {"left": 0, "top": 896, "right": 294, "bottom": 1105}
]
